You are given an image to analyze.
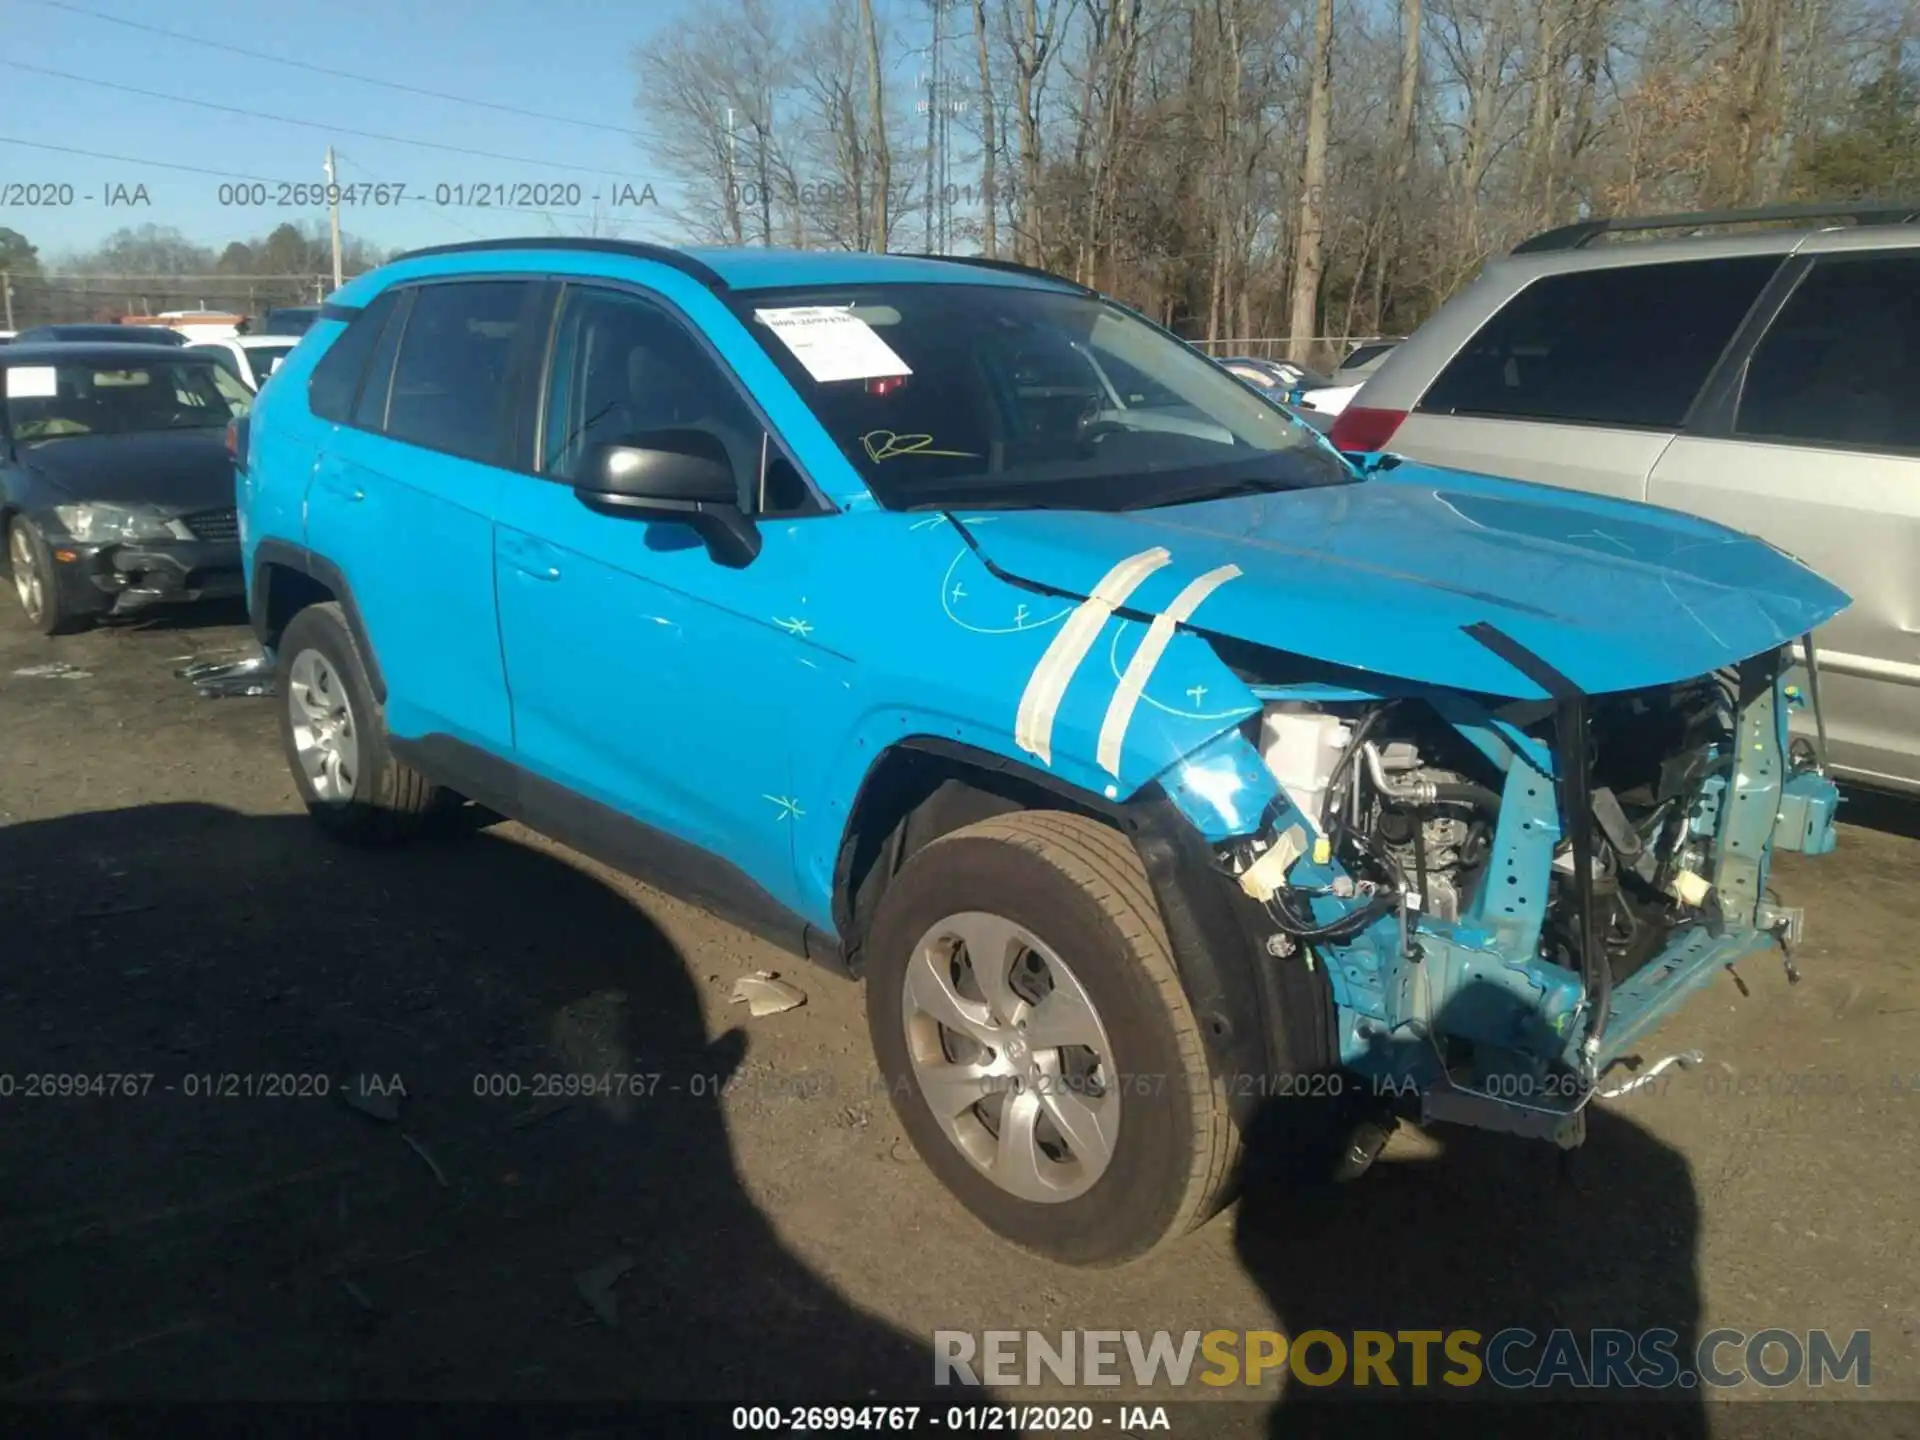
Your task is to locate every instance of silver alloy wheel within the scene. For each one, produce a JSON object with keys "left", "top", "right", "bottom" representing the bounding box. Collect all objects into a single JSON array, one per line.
[
  {"left": 287, "top": 647, "right": 361, "bottom": 801},
  {"left": 901, "top": 911, "right": 1121, "bottom": 1203},
  {"left": 9, "top": 525, "right": 44, "bottom": 624}
]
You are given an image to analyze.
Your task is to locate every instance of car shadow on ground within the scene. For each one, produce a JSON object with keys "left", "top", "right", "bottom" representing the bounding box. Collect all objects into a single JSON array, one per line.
[
  {"left": 93, "top": 597, "right": 253, "bottom": 636},
  {"left": 1233, "top": 1073, "right": 1706, "bottom": 1434},
  {"left": 0, "top": 802, "right": 945, "bottom": 1415},
  {"left": 1837, "top": 784, "right": 1920, "bottom": 843}
]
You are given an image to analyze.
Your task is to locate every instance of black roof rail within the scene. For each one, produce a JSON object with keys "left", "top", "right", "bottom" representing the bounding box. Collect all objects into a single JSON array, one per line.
[
  {"left": 898, "top": 252, "right": 1094, "bottom": 293},
  {"left": 1511, "top": 199, "right": 1920, "bottom": 254},
  {"left": 389, "top": 237, "right": 730, "bottom": 291}
]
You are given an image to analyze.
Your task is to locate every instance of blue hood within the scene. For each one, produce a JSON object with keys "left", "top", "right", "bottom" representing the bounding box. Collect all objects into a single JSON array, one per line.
[{"left": 955, "top": 463, "right": 1851, "bottom": 700}]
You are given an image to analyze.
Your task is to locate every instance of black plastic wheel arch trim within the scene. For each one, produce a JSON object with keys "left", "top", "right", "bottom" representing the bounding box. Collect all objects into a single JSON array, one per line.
[{"left": 249, "top": 540, "right": 387, "bottom": 704}]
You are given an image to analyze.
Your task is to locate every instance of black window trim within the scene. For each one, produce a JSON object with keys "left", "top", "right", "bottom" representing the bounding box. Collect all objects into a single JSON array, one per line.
[
  {"left": 1690, "top": 249, "right": 1920, "bottom": 460},
  {"left": 349, "top": 286, "right": 415, "bottom": 432},
  {"left": 1675, "top": 254, "right": 1812, "bottom": 438},
  {"left": 317, "top": 273, "right": 554, "bottom": 473},
  {"left": 1414, "top": 255, "right": 1788, "bottom": 435},
  {"left": 302, "top": 269, "right": 838, "bottom": 513},
  {"left": 530, "top": 276, "right": 836, "bottom": 519}
]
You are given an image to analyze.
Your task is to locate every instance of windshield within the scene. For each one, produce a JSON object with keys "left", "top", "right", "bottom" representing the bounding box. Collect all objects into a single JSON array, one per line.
[
  {"left": 729, "top": 283, "right": 1349, "bottom": 511},
  {"left": 3, "top": 359, "right": 250, "bottom": 439}
]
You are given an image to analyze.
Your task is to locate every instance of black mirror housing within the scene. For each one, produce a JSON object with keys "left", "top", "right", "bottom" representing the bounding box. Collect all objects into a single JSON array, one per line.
[{"left": 573, "top": 430, "right": 761, "bottom": 567}]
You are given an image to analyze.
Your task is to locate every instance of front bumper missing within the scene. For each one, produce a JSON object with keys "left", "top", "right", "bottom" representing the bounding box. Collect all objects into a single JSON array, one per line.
[{"left": 1152, "top": 644, "right": 1841, "bottom": 1147}]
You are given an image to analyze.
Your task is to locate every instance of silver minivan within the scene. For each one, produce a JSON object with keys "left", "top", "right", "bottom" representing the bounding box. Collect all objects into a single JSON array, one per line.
[{"left": 1336, "top": 202, "right": 1920, "bottom": 795}]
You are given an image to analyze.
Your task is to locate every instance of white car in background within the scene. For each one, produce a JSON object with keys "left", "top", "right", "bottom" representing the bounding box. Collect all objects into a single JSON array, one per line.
[
  {"left": 186, "top": 335, "right": 299, "bottom": 392},
  {"left": 1296, "top": 340, "right": 1400, "bottom": 416}
]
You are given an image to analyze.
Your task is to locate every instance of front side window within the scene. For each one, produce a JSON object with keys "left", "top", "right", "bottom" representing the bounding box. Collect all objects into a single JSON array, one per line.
[
  {"left": 1736, "top": 254, "right": 1920, "bottom": 453},
  {"left": 1418, "top": 256, "right": 1781, "bottom": 429},
  {"left": 383, "top": 280, "right": 535, "bottom": 464},
  {"left": 3, "top": 358, "right": 248, "bottom": 439},
  {"left": 540, "top": 285, "right": 764, "bottom": 498},
  {"left": 728, "top": 283, "right": 1343, "bottom": 512}
]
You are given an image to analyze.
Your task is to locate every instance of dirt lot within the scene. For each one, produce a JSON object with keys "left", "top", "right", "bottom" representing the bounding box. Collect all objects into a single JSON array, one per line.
[{"left": 0, "top": 599, "right": 1915, "bottom": 1434}]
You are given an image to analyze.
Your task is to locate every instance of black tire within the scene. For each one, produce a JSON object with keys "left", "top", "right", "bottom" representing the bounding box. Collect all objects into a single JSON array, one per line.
[
  {"left": 277, "top": 602, "right": 449, "bottom": 844},
  {"left": 865, "top": 809, "right": 1233, "bottom": 1267},
  {"left": 6, "top": 517, "right": 86, "bottom": 636}
]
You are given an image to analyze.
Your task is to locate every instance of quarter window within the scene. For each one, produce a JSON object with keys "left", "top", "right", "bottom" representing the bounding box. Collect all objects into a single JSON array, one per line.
[
  {"left": 308, "top": 290, "right": 399, "bottom": 423},
  {"left": 1418, "top": 256, "right": 1781, "bottom": 429},
  {"left": 1735, "top": 254, "right": 1920, "bottom": 453}
]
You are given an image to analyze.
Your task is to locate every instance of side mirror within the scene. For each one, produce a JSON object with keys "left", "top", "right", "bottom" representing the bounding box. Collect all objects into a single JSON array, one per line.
[{"left": 572, "top": 429, "right": 761, "bottom": 567}]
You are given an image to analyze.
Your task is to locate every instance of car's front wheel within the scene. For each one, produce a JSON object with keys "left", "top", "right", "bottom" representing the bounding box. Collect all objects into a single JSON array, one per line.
[
  {"left": 865, "top": 809, "right": 1234, "bottom": 1267},
  {"left": 278, "top": 602, "right": 450, "bottom": 844},
  {"left": 7, "top": 518, "right": 83, "bottom": 635}
]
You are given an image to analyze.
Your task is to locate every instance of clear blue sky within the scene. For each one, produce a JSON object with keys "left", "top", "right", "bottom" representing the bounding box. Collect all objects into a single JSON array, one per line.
[{"left": 2, "top": 0, "right": 860, "bottom": 267}]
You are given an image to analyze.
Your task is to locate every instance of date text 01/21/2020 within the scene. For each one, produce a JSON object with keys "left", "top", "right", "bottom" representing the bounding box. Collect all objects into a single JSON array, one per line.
[
  {"left": 730, "top": 1406, "right": 1168, "bottom": 1433},
  {"left": 211, "top": 181, "right": 660, "bottom": 209}
]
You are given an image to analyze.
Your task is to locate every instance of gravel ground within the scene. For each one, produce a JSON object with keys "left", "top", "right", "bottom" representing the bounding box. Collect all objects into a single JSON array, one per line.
[{"left": 0, "top": 598, "right": 1914, "bottom": 1436}]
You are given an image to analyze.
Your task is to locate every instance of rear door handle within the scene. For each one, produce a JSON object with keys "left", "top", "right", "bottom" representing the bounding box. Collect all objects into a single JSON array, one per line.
[
  {"left": 499, "top": 532, "right": 561, "bottom": 581},
  {"left": 315, "top": 470, "right": 364, "bottom": 502}
]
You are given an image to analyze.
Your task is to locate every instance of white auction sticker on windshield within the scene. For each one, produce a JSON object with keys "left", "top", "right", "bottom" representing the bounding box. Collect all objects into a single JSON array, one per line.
[
  {"left": 5, "top": 366, "right": 58, "bottom": 399},
  {"left": 753, "top": 306, "right": 912, "bottom": 383}
]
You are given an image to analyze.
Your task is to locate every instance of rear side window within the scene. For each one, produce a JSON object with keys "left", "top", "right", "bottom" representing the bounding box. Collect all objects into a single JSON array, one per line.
[
  {"left": 1735, "top": 254, "right": 1920, "bottom": 453},
  {"left": 1418, "top": 256, "right": 1780, "bottom": 429},
  {"left": 383, "top": 280, "right": 536, "bottom": 464},
  {"left": 308, "top": 290, "right": 400, "bottom": 423}
]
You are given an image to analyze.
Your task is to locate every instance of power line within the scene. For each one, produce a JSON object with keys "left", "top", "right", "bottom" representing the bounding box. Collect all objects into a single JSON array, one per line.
[
  {"left": 25, "top": 0, "right": 645, "bottom": 139},
  {"left": 0, "top": 135, "right": 285, "bottom": 184},
  {"left": 34, "top": 274, "right": 333, "bottom": 281},
  {"left": 3, "top": 61, "right": 646, "bottom": 181}
]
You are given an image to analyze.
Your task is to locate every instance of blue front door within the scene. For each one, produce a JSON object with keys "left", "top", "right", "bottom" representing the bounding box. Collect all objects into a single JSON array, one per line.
[{"left": 489, "top": 282, "right": 827, "bottom": 920}]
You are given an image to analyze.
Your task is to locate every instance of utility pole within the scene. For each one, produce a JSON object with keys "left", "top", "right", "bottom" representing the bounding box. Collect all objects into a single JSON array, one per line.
[
  {"left": 322, "top": 146, "right": 344, "bottom": 292},
  {"left": 2, "top": 273, "right": 12, "bottom": 331}
]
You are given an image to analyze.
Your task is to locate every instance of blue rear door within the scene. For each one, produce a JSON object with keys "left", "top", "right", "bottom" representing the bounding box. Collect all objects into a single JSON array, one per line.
[{"left": 305, "top": 278, "right": 544, "bottom": 753}]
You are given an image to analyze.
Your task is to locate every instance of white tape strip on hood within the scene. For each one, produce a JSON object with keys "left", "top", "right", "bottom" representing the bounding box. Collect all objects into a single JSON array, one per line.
[
  {"left": 1014, "top": 547, "right": 1172, "bottom": 766},
  {"left": 1095, "top": 564, "right": 1243, "bottom": 777}
]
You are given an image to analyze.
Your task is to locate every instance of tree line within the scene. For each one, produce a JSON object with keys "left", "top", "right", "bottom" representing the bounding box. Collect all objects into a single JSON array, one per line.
[
  {"left": 632, "top": 0, "right": 1920, "bottom": 361},
  {"left": 0, "top": 221, "right": 385, "bottom": 328}
]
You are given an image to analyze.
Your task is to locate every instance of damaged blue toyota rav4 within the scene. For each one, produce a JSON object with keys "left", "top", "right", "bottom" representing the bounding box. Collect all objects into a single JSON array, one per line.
[{"left": 234, "top": 239, "right": 1850, "bottom": 1266}]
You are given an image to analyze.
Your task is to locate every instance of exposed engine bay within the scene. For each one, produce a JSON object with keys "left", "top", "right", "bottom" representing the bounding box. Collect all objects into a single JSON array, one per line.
[
  {"left": 1258, "top": 680, "right": 1736, "bottom": 980},
  {"left": 1176, "top": 645, "right": 1840, "bottom": 1148}
]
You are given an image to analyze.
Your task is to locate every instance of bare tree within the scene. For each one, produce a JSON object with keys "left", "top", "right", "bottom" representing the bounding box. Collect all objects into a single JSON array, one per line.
[
  {"left": 1287, "top": 0, "right": 1335, "bottom": 361},
  {"left": 973, "top": 0, "right": 1001, "bottom": 255},
  {"left": 862, "top": 0, "right": 893, "bottom": 249}
]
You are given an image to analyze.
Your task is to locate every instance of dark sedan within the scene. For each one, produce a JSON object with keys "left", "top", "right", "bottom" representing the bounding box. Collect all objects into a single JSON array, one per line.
[
  {"left": 13, "top": 323, "right": 188, "bottom": 347},
  {"left": 2, "top": 344, "right": 252, "bottom": 634}
]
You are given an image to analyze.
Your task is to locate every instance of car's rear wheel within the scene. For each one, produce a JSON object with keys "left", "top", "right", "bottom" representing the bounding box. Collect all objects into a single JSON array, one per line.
[
  {"left": 865, "top": 810, "right": 1233, "bottom": 1267},
  {"left": 278, "top": 602, "right": 450, "bottom": 844},
  {"left": 7, "top": 518, "right": 83, "bottom": 636}
]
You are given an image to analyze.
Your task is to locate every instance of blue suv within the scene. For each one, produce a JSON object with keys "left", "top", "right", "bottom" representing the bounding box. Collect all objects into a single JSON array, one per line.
[{"left": 235, "top": 239, "right": 1849, "bottom": 1266}]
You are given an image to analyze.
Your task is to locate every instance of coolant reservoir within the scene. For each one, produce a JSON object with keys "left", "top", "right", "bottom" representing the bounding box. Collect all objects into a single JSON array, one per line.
[{"left": 1259, "top": 706, "right": 1352, "bottom": 836}]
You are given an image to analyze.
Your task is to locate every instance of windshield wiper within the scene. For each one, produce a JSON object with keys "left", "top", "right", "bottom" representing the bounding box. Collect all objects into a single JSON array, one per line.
[{"left": 1115, "top": 477, "right": 1290, "bottom": 510}]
